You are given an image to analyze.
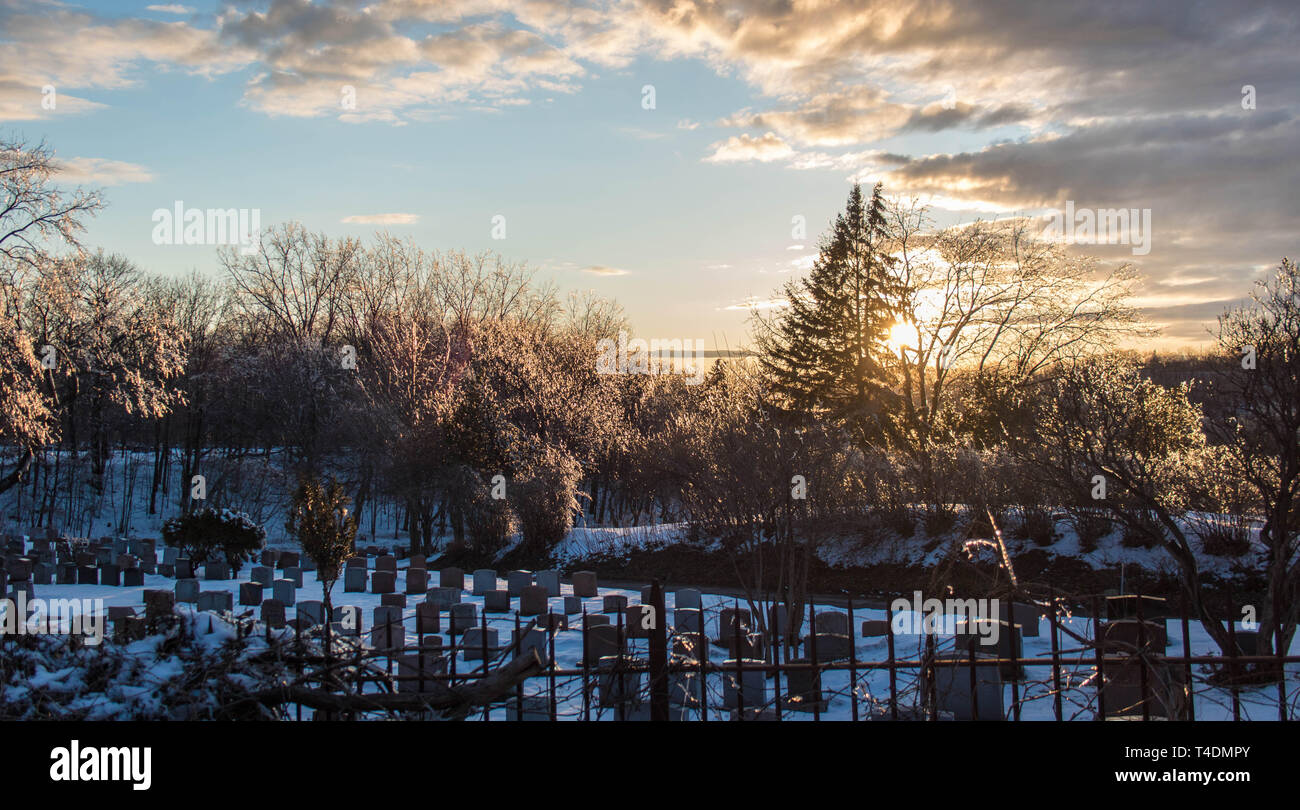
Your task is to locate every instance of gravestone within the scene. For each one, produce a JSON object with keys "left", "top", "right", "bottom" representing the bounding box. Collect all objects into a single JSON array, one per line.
[
  {"left": 596, "top": 655, "right": 644, "bottom": 709},
  {"left": 583, "top": 614, "right": 611, "bottom": 629},
  {"left": 409, "top": 554, "right": 426, "bottom": 570},
  {"left": 717, "top": 608, "right": 751, "bottom": 643},
  {"left": 115, "top": 615, "right": 147, "bottom": 644},
  {"left": 276, "top": 551, "right": 300, "bottom": 569},
  {"left": 504, "top": 695, "right": 551, "bottom": 721},
  {"left": 426, "top": 586, "right": 461, "bottom": 609},
  {"left": 512, "top": 626, "right": 551, "bottom": 664},
  {"left": 571, "top": 571, "right": 598, "bottom": 598},
  {"left": 332, "top": 605, "right": 362, "bottom": 635},
  {"left": 297, "top": 600, "right": 325, "bottom": 627},
  {"left": 260, "top": 549, "right": 280, "bottom": 567},
  {"left": 376, "top": 556, "right": 398, "bottom": 574},
  {"left": 261, "top": 599, "right": 287, "bottom": 629},
  {"left": 345, "top": 556, "right": 367, "bottom": 570},
  {"left": 98, "top": 563, "right": 120, "bottom": 587},
  {"left": 627, "top": 604, "right": 656, "bottom": 639},
  {"left": 1101, "top": 618, "right": 1168, "bottom": 651},
  {"left": 815, "top": 611, "right": 849, "bottom": 637},
  {"left": 32, "top": 563, "right": 51, "bottom": 586},
  {"left": 56, "top": 563, "right": 76, "bottom": 585},
  {"left": 782, "top": 659, "right": 827, "bottom": 712},
  {"left": 370, "top": 571, "right": 396, "bottom": 594},
  {"left": 537, "top": 612, "right": 568, "bottom": 632},
  {"left": 472, "top": 569, "right": 498, "bottom": 595},
  {"left": 122, "top": 568, "right": 144, "bottom": 587},
  {"left": 449, "top": 603, "right": 477, "bottom": 634},
  {"left": 563, "top": 595, "right": 582, "bottom": 614},
  {"left": 396, "top": 649, "right": 448, "bottom": 693},
  {"left": 204, "top": 560, "right": 229, "bottom": 581},
  {"left": 603, "top": 594, "right": 628, "bottom": 615},
  {"left": 5, "top": 557, "right": 32, "bottom": 579},
  {"left": 722, "top": 659, "right": 766, "bottom": 709},
  {"left": 768, "top": 603, "right": 789, "bottom": 638},
  {"left": 925, "top": 653, "right": 1004, "bottom": 720},
  {"left": 175, "top": 558, "right": 194, "bottom": 579},
  {"left": 507, "top": 570, "right": 533, "bottom": 596},
  {"left": 299, "top": 555, "right": 317, "bottom": 573},
  {"left": 955, "top": 619, "right": 1024, "bottom": 679},
  {"left": 463, "top": 626, "right": 500, "bottom": 660},
  {"left": 283, "top": 566, "right": 304, "bottom": 588},
  {"left": 439, "top": 567, "right": 464, "bottom": 589},
  {"left": 239, "top": 582, "right": 263, "bottom": 606},
  {"left": 861, "top": 620, "right": 891, "bottom": 637},
  {"left": 1003, "top": 602, "right": 1041, "bottom": 638},
  {"left": 583, "top": 624, "right": 623, "bottom": 665},
  {"left": 344, "top": 567, "right": 367, "bottom": 592},
  {"left": 197, "top": 590, "right": 233, "bottom": 613},
  {"left": 143, "top": 589, "right": 174, "bottom": 621},
  {"left": 519, "top": 585, "right": 548, "bottom": 616},
  {"left": 416, "top": 601, "right": 440, "bottom": 634},
  {"left": 405, "top": 568, "right": 429, "bottom": 594},
  {"left": 77, "top": 565, "right": 98, "bottom": 585},
  {"left": 116, "top": 554, "right": 138, "bottom": 570},
  {"left": 272, "top": 578, "right": 296, "bottom": 606},
  {"left": 483, "top": 589, "right": 511, "bottom": 612},
  {"left": 803, "top": 632, "right": 852, "bottom": 661},
  {"left": 537, "top": 570, "right": 561, "bottom": 597},
  {"left": 175, "top": 578, "right": 200, "bottom": 604},
  {"left": 251, "top": 566, "right": 274, "bottom": 587}
]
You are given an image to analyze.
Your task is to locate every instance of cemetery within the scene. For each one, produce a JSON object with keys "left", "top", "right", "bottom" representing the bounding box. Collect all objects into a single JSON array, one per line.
[{"left": 0, "top": 528, "right": 1293, "bottom": 721}]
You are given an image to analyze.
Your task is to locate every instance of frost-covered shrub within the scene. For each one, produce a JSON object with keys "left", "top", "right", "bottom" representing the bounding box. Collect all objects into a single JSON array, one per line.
[
  {"left": 513, "top": 445, "right": 583, "bottom": 555},
  {"left": 162, "top": 507, "right": 265, "bottom": 572}
]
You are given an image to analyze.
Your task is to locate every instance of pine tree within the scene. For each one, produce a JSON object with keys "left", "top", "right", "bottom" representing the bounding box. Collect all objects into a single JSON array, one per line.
[{"left": 758, "top": 182, "right": 904, "bottom": 443}]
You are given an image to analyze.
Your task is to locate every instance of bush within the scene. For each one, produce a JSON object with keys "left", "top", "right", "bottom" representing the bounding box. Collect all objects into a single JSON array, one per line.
[
  {"left": 1196, "top": 515, "right": 1253, "bottom": 557},
  {"left": 513, "top": 445, "right": 583, "bottom": 556},
  {"left": 162, "top": 507, "right": 265, "bottom": 573},
  {"left": 1016, "top": 505, "right": 1057, "bottom": 547},
  {"left": 1068, "top": 506, "right": 1112, "bottom": 553},
  {"left": 285, "top": 475, "right": 358, "bottom": 608},
  {"left": 1121, "top": 510, "right": 1165, "bottom": 549}
]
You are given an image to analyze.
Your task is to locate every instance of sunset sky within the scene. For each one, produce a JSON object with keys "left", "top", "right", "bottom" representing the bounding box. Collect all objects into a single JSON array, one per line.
[{"left": 3, "top": 0, "right": 1296, "bottom": 350}]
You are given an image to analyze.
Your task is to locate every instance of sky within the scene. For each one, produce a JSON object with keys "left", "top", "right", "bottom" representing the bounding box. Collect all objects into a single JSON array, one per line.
[{"left": 2, "top": 0, "right": 1297, "bottom": 351}]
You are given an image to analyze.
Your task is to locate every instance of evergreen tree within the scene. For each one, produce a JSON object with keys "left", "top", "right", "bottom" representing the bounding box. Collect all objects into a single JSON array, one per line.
[{"left": 758, "top": 182, "right": 904, "bottom": 444}]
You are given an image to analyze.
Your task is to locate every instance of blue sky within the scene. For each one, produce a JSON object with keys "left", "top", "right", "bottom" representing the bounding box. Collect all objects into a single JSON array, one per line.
[{"left": 4, "top": 0, "right": 1297, "bottom": 347}]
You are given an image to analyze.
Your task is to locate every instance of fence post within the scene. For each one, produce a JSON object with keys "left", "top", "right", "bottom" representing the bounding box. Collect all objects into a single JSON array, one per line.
[
  {"left": 582, "top": 608, "right": 591, "bottom": 722},
  {"left": 1226, "top": 603, "right": 1241, "bottom": 722},
  {"left": 733, "top": 600, "right": 744, "bottom": 721},
  {"left": 1049, "top": 586, "right": 1062, "bottom": 722},
  {"left": 697, "top": 604, "right": 708, "bottom": 722},
  {"left": 847, "top": 598, "right": 858, "bottom": 722},
  {"left": 649, "top": 579, "right": 668, "bottom": 721},
  {"left": 1180, "top": 594, "right": 1194, "bottom": 721},
  {"left": 480, "top": 610, "right": 490, "bottom": 722},
  {"left": 809, "top": 604, "right": 820, "bottom": 722},
  {"left": 1092, "top": 595, "right": 1106, "bottom": 721},
  {"left": 1136, "top": 587, "right": 1150, "bottom": 722},
  {"left": 514, "top": 612, "right": 523, "bottom": 721},
  {"left": 886, "top": 600, "right": 898, "bottom": 721}
]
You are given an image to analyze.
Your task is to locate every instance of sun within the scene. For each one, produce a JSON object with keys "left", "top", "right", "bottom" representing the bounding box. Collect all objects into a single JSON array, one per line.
[{"left": 887, "top": 319, "right": 919, "bottom": 355}]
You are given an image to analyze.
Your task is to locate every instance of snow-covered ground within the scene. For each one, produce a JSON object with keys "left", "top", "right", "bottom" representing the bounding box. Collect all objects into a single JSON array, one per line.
[{"left": 4, "top": 557, "right": 1293, "bottom": 721}]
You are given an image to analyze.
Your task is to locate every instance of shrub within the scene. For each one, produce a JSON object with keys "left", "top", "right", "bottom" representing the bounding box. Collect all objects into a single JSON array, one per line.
[
  {"left": 285, "top": 475, "right": 359, "bottom": 610},
  {"left": 1121, "top": 509, "right": 1165, "bottom": 549},
  {"left": 1068, "top": 506, "right": 1112, "bottom": 553},
  {"left": 162, "top": 507, "right": 265, "bottom": 573},
  {"left": 1195, "top": 515, "right": 1253, "bottom": 557},
  {"left": 513, "top": 445, "right": 583, "bottom": 556},
  {"left": 1016, "top": 505, "right": 1057, "bottom": 547}
]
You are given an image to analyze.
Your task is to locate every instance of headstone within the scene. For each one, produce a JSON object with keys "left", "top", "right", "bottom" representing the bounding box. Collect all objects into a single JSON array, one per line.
[
  {"left": 815, "top": 611, "right": 849, "bottom": 636},
  {"left": 603, "top": 594, "right": 628, "bottom": 615},
  {"left": 1101, "top": 618, "right": 1168, "bottom": 651},
  {"left": 472, "top": 569, "right": 498, "bottom": 595},
  {"left": 56, "top": 563, "right": 76, "bottom": 585},
  {"left": 584, "top": 614, "right": 611, "bottom": 629},
  {"left": 32, "top": 563, "right": 51, "bottom": 586},
  {"left": 297, "top": 600, "right": 325, "bottom": 627},
  {"left": 344, "top": 567, "right": 367, "bottom": 592},
  {"left": 175, "top": 558, "right": 193, "bottom": 579},
  {"left": 300, "top": 555, "right": 317, "bottom": 573},
  {"left": 507, "top": 570, "right": 533, "bottom": 596},
  {"left": 346, "top": 555, "right": 367, "bottom": 570},
  {"left": 571, "top": 571, "right": 598, "bottom": 598},
  {"left": 332, "top": 605, "right": 362, "bottom": 635},
  {"left": 143, "top": 589, "right": 174, "bottom": 621},
  {"left": 463, "top": 626, "right": 500, "bottom": 660},
  {"left": 77, "top": 565, "right": 98, "bottom": 585},
  {"left": 596, "top": 655, "right": 644, "bottom": 709},
  {"left": 276, "top": 551, "right": 300, "bottom": 569},
  {"left": 157, "top": 563, "right": 175, "bottom": 578},
  {"left": 627, "top": 604, "right": 657, "bottom": 639},
  {"left": 722, "top": 659, "right": 766, "bottom": 709},
  {"left": 717, "top": 607, "right": 751, "bottom": 642},
  {"left": 273, "top": 578, "right": 296, "bottom": 606},
  {"left": 374, "top": 605, "right": 402, "bottom": 628},
  {"left": 862, "top": 620, "right": 891, "bottom": 637},
  {"left": 955, "top": 619, "right": 1024, "bottom": 679},
  {"left": 520, "top": 585, "right": 548, "bottom": 616},
  {"left": 537, "top": 570, "right": 561, "bottom": 597},
  {"left": 203, "top": 560, "right": 229, "bottom": 581},
  {"left": 925, "top": 653, "right": 1004, "bottom": 720},
  {"left": 513, "top": 626, "right": 551, "bottom": 664},
  {"left": 405, "top": 567, "right": 428, "bottom": 594},
  {"left": 426, "top": 586, "right": 461, "bottom": 609},
  {"left": 197, "top": 590, "right": 233, "bottom": 613},
  {"left": 239, "top": 582, "right": 263, "bottom": 606},
  {"left": 371, "top": 571, "right": 396, "bottom": 594},
  {"left": 251, "top": 566, "right": 274, "bottom": 587},
  {"left": 376, "top": 556, "right": 398, "bottom": 574},
  {"left": 114, "top": 615, "right": 147, "bottom": 644},
  {"left": 803, "top": 632, "right": 852, "bottom": 661},
  {"left": 449, "top": 603, "right": 477, "bottom": 634},
  {"left": 5, "top": 557, "right": 32, "bottom": 580},
  {"left": 396, "top": 649, "right": 448, "bottom": 693},
  {"left": 98, "top": 563, "right": 121, "bottom": 587},
  {"left": 122, "top": 568, "right": 144, "bottom": 587},
  {"left": 768, "top": 603, "right": 789, "bottom": 638},
  {"left": 563, "top": 595, "right": 582, "bottom": 614},
  {"left": 175, "top": 578, "right": 200, "bottom": 604},
  {"left": 1003, "top": 601, "right": 1041, "bottom": 638},
  {"left": 283, "top": 566, "right": 304, "bottom": 588},
  {"left": 783, "top": 659, "right": 827, "bottom": 712},
  {"left": 727, "top": 632, "right": 765, "bottom": 659},
  {"left": 483, "top": 589, "right": 511, "bottom": 612},
  {"left": 416, "top": 601, "right": 440, "bottom": 634},
  {"left": 583, "top": 624, "right": 623, "bottom": 665},
  {"left": 439, "top": 567, "right": 464, "bottom": 589},
  {"left": 409, "top": 554, "right": 426, "bottom": 570},
  {"left": 260, "top": 549, "right": 280, "bottom": 567},
  {"left": 261, "top": 599, "right": 286, "bottom": 629},
  {"left": 116, "top": 554, "right": 138, "bottom": 570},
  {"left": 537, "top": 612, "right": 568, "bottom": 632}
]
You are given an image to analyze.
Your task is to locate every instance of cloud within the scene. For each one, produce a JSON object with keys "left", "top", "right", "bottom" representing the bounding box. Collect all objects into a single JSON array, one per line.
[
  {"left": 580, "top": 265, "right": 630, "bottom": 276},
  {"left": 341, "top": 213, "right": 420, "bottom": 225},
  {"left": 703, "top": 132, "right": 794, "bottom": 163},
  {"left": 146, "top": 5, "right": 194, "bottom": 14},
  {"left": 54, "top": 157, "right": 154, "bottom": 185}
]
